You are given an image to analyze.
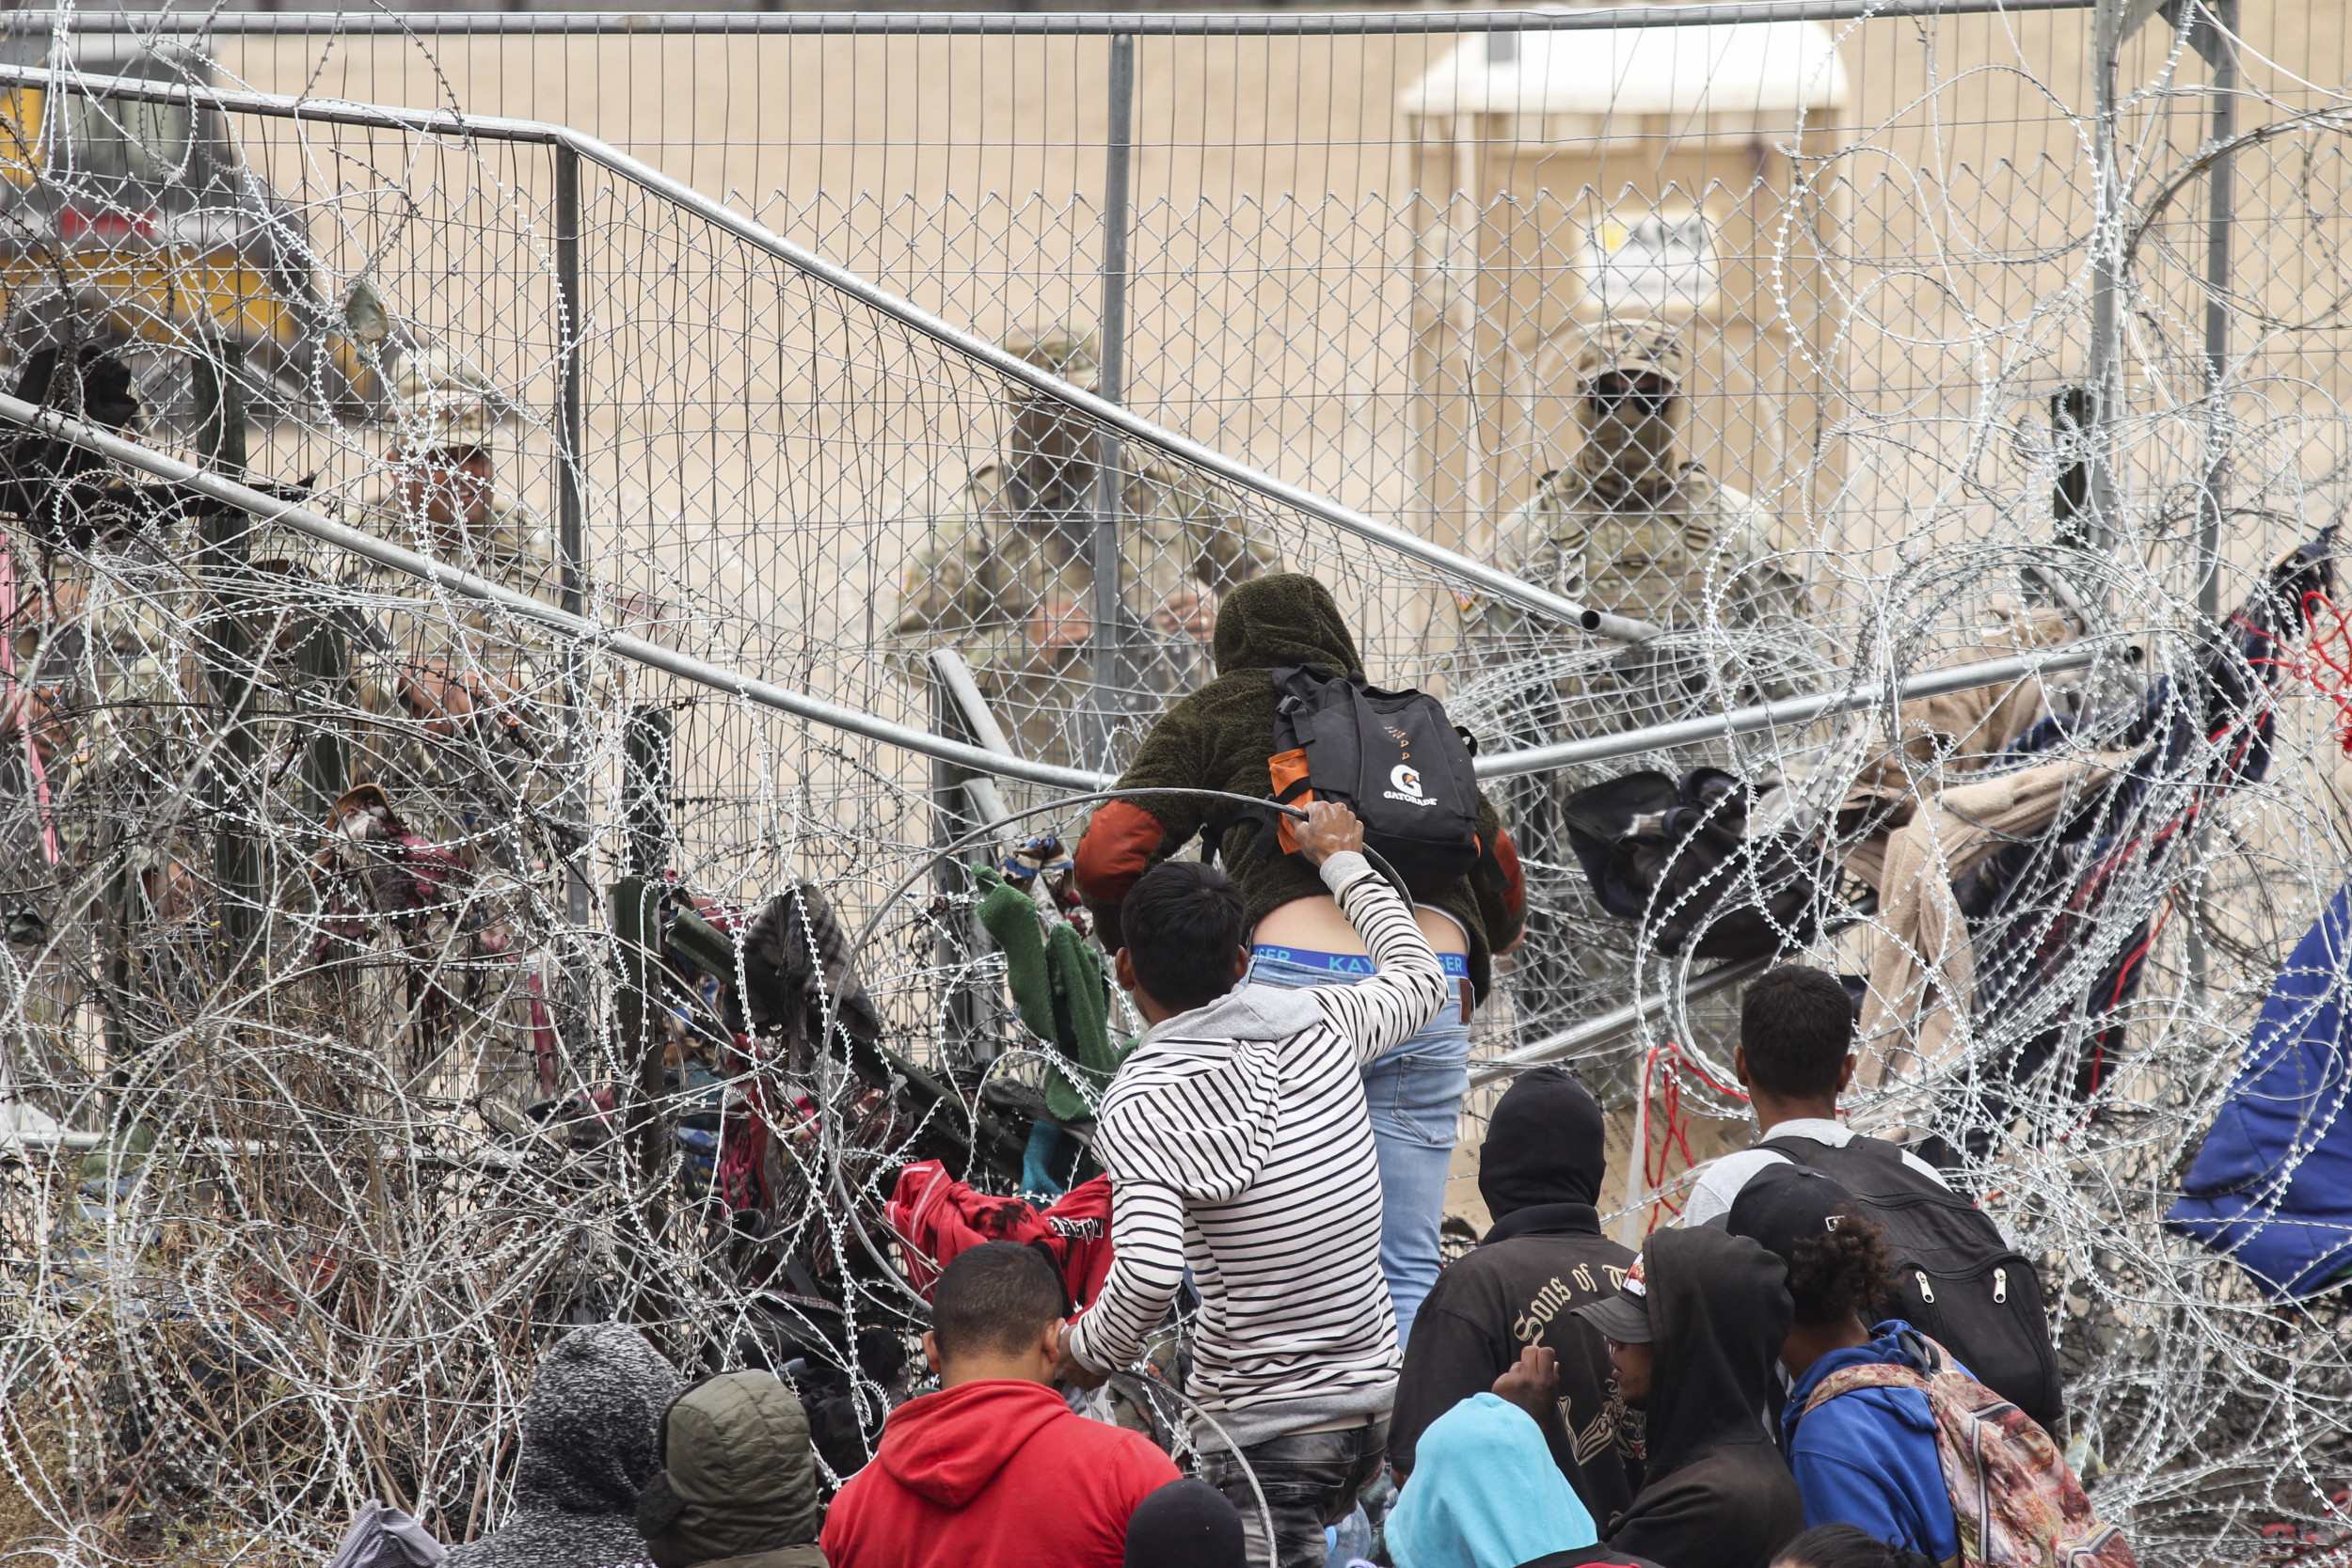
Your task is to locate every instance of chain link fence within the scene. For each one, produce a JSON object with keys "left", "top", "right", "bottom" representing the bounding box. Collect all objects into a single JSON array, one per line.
[{"left": 0, "top": 4, "right": 2344, "bottom": 1562}]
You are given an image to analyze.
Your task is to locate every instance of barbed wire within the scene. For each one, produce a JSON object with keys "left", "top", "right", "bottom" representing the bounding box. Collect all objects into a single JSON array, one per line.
[{"left": 0, "top": 8, "right": 2345, "bottom": 1567}]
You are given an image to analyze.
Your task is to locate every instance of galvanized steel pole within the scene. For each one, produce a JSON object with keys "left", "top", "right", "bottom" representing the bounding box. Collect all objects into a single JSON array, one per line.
[
  {"left": 2086, "top": 0, "right": 2124, "bottom": 556},
  {"left": 2189, "top": 0, "right": 2239, "bottom": 1007},
  {"left": 0, "top": 384, "right": 2129, "bottom": 806},
  {"left": 2198, "top": 0, "right": 2236, "bottom": 626},
  {"left": 1091, "top": 31, "right": 1136, "bottom": 774},
  {"left": 556, "top": 143, "right": 592, "bottom": 925},
  {"left": 8, "top": 3, "right": 2104, "bottom": 36}
]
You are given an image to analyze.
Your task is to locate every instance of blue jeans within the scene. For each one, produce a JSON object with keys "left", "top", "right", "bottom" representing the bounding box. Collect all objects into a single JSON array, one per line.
[
  {"left": 1199, "top": 1418, "right": 1391, "bottom": 1568},
  {"left": 1245, "top": 951, "right": 1470, "bottom": 1350}
]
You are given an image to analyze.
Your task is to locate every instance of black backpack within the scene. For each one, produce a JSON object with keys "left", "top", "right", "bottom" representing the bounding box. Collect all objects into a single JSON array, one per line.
[
  {"left": 1559, "top": 768, "right": 1830, "bottom": 959},
  {"left": 1762, "top": 1133, "right": 2066, "bottom": 1435},
  {"left": 1260, "top": 663, "right": 1483, "bottom": 900}
]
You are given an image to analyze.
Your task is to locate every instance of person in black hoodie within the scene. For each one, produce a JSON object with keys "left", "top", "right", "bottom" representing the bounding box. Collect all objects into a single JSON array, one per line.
[
  {"left": 1390, "top": 1067, "right": 1640, "bottom": 1528},
  {"left": 1571, "top": 1226, "right": 1805, "bottom": 1568}
]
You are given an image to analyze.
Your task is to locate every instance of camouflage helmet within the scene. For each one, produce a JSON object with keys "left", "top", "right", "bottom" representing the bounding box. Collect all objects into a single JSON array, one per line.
[
  {"left": 1571, "top": 318, "right": 1690, "bottom": 387},
  {"left": 1002, "top": 325, "right": 1099, "bottom": 392},
  {"left": 388, "top": 346, "right": 498, "bottom": 451}
]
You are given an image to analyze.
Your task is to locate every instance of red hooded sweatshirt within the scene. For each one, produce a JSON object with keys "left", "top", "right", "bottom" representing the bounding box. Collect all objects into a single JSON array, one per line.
[{"left": 822, "top": 1379, "right": 1180, "bottom": 1568}]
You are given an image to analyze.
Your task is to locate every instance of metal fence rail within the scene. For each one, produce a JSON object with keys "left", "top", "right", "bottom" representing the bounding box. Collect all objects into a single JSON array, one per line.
[
  {"left": 13, "top": 1, "right": 2100, "bottom": 32},
  {"left": 0, "top": 368, "right": 2118, "bottom": 798}
]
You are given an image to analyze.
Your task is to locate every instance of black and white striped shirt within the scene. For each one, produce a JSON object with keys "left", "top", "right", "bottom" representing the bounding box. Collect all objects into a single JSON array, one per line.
[{"left": 1066, "top": 851, "right": 1450, "bottom": 1449}]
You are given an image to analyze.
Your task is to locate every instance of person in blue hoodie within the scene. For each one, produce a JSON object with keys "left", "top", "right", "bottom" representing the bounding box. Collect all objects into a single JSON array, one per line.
[
  {"left": 1723, "top": 1164, "right": 1961, "bottom": 1567},
  {"left": 1387, "top": 1376, "right": 1598, "bottom": 1568}
]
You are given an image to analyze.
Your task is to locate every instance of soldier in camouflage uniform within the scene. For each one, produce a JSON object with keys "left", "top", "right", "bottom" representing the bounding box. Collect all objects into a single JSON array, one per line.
[
  {"left": 313, "top": 349, "right": 579, "bottom": 1095},
  {"left": 338, "top": 349, "right": 574, "bottom": 871},
  {"left": 4, "top": 549, "right": 203, "bottom": 1064},
  {"left": 892, "top": 327, "right": 1281, "bottom": 768},
  {"left": 1457, "top": 319, "right": 1816, "bottom": 1074},
  {"left": 0, "top": 410, "right": 206, "bottom": 1054},
  {"left": 1457, "top": 318, "right": 1810, "bottom": 696}
]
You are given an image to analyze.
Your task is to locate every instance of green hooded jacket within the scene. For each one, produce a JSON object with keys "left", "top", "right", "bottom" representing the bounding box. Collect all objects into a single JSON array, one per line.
[
  {"left": 636, "top": 1371, "right": 827, "bottom": 1568},
  {"left": 1075, "top": 572, "right": 1524, "bottom": 1003}
]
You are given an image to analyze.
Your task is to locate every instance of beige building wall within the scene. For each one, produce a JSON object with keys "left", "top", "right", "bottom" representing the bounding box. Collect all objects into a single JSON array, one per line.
[{"left": 204, "top": 8, "right": 2351, "bottom": 606}]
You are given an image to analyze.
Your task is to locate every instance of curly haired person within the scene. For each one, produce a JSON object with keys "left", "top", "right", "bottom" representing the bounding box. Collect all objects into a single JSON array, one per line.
[{"left": 1723, "top": 1165, "right": 1962, "bottom": 1567}]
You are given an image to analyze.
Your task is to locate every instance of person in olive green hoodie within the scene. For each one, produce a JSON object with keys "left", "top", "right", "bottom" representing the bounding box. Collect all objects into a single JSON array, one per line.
[
  {"left": 1075, "top": 571, "right": 1525, "bottom": 1347},
  {"left": 635, "top": 1370, "right": 828, "bottom": 1568}
]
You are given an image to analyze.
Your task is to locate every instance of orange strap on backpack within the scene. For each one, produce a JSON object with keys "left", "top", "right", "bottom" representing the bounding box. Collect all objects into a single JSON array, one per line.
[{"left": 1269, "top": 748, "right": 1313, "bottom": 854}]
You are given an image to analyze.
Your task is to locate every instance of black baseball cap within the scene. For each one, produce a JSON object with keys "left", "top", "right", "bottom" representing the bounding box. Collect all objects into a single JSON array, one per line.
[
  {"left": 1572, "top": 1250, "right": 1654, "bottom": 1344},
  {"left": 1722, "top": 1163, "right": 1857, "bottom": 1271}
]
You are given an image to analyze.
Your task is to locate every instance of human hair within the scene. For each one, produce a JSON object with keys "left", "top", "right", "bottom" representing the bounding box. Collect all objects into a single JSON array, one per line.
[
  {"left": 1772, "top": 1523, "right": 1940, "bottom": 1568},
  {"left": 928, "top": 1242, "right": 1064, "bottom": 1362},
  {"left": 1740, "top": 964, "right": 1856, "bottom": 1100},
  {"left": 1786, "top": 1207, "right": 1896, "bottom": 1327},
  {"left": 1123, "top": 1479, "right": 1247, "bottom": 1568},
  {"left": 1122, "top": 859, "right": 1248, "bottom": 1013}
]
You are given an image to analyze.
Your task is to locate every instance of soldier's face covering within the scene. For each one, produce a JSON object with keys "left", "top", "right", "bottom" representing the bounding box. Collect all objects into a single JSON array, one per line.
[
  {"left": 1574, "top": 372, "right": 1683, "bottom": 493},
  {"left": 1008, "top": 392, "right": 1095, "bottom": 505}
]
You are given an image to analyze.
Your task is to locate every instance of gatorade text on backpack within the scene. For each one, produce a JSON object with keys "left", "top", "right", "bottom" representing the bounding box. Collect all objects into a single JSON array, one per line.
[
  {"left": 1261, "top": 663, "right": 1483, "bottom": 900},
  {"left": 1762, "top": 1132, "right": 2064, "bottom": 1435}
]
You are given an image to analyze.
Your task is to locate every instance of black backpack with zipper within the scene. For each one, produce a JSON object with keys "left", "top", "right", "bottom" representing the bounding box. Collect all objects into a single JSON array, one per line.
[
  {"left": 1258, "top": 663, "right": 1483, "bottom": 900},
  {"left": 1762, "top": 1132, "right": 2066, "bottom": 1435}
]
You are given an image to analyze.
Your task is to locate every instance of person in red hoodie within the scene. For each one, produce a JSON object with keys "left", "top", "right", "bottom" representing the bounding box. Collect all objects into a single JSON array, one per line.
[{"left": 822, "top": 1241, "right": 1179, "bottom": 1568}]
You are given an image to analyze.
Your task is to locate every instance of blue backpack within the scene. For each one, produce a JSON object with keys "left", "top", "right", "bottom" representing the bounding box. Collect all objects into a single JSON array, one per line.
[{"left": 2168, "top": 884, "right": 2352, "bottom": 1298}]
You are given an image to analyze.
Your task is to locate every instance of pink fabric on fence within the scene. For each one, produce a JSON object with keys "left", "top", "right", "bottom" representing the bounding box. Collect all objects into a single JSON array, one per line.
[{"left": 0, "top": 542, "right": 59, "bottom": 865}]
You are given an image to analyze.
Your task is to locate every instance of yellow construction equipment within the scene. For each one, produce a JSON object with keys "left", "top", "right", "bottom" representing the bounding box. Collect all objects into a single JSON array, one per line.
[{"left": 0, "top": 35, "right": 378, "bottom": 422}]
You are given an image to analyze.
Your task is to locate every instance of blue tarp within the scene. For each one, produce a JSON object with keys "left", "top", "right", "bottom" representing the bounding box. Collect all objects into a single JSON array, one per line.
[{"left": 2168, "top": 883, "right": 2352, "bottom": 1300}]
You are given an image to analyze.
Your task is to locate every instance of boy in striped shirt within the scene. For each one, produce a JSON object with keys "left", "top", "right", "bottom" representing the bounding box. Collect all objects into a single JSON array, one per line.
[{"left": 1055, "top": 800, "right": 1450, "bottom": 1568}]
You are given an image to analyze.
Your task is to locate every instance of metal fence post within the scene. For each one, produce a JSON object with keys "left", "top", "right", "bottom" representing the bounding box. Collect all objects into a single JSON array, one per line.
[
  {"left": 2187, "top": 0, "right": 2239, "bottom": 1009},
  {"left": 932, "top": 677, "right": 994, "bottom": 1075},
  {"left": 193, "top": 338, "right": 260, "bottom": 969},
  {"left": 2085, "top": 0, "right": 2123, "bottom": 556},
  {"left": 623, "top": 705, "right": 673, "bottom": 882},
  {"left": 2197, "top": 0, "right": 2236, "bottom": 626},
  {"left": 1089, "top": 29, "right": 1135, "bottom": 774},
  {"left": 556, "top": 143, "right": 591, "bottom": 927},
  {"left": 609, "top": 873, "right": 671, "bottom": 1326}
]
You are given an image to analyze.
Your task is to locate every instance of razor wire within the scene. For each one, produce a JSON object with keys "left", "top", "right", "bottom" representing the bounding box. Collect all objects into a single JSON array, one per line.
[{"left": 0, "top": 6, "right": 2344, "bottom": 1566}]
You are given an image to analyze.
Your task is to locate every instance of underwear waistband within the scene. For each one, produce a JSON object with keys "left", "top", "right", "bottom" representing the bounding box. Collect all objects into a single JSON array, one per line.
[{"left": 1250, "top": 944, "right": 1470, "bottom": 978}]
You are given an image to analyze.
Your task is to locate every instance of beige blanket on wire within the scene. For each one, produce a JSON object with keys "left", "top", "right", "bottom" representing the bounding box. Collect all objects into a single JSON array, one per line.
[
  {"left": 1851, "top": 607, "right": 2081, "bottom": 800},
  {"left": 1852, "top": 753, "right": 2128, "bottom": 1086}
]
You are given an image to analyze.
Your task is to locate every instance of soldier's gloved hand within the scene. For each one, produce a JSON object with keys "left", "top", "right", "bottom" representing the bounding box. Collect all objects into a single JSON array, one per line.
[
  {"left": 1155, "top": 590, "right": 1216, "bottom": 641},
  {"left": 1028, "top": 595, "right": 1094, "bottom": 667}
]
